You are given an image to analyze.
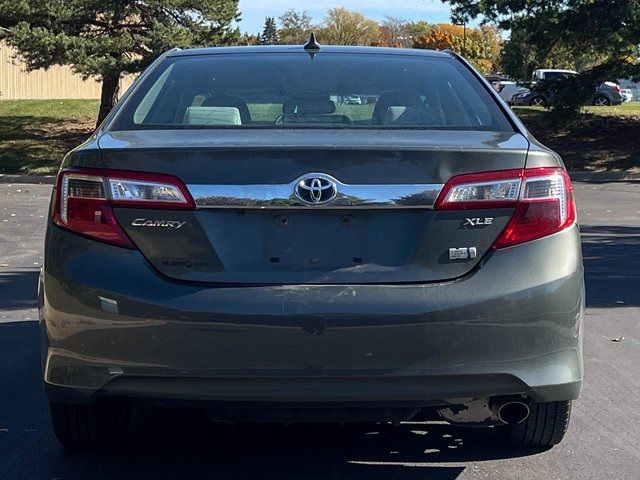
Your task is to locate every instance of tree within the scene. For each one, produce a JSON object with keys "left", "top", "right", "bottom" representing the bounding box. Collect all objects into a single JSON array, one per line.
[
  {"left": 412, "top": 24, "right": 502, "bottom": 73},
  {"left": 240, "top": 32, "right": 262, "bottom": 46},
  {"left": 377, "top": 16, "right": 411, "bottom": 47},
  {"left": 278, "top": 9, "right": 313, "bottom": 45},
  {"left": 0, "top": 0, "right": 241, "bottom": 127},
  {"left": 406, "top": 21, "right": 433, "bottom": 42},
  {"left": 447, "top": 0, "right": 640, "bottom": 113},
  {"left": 319, "top": 8, "right": 379, "bottom": 46},
  {"left": 260, "top": 17, "right": 279, "bottom": 45},
  {"left": 500, "top": 21, "right": 610, "bottom": 81},
  {"left": 413, "top": 25, "right": 456, "bottom": 51}
]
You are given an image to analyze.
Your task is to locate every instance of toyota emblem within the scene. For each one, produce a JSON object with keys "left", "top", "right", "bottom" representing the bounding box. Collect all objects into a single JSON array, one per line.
[{"left": 294, "top": 174, "right": 338, "bottom": 205}]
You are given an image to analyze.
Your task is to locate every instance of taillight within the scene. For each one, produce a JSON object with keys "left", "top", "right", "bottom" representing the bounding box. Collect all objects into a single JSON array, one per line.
[
  {"left": 53, "top": 168, "right": 194, "bottom": 248},
  {"left": 435, "top": 168, "right": 576, "bottom": 248},
  {"left": 435, "top": 169, "right": 523, "bottom": 210}
]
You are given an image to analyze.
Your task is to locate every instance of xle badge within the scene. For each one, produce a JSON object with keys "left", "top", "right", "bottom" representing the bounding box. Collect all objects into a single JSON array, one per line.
[
  {"left": 449, "top": 247, "right": 477, "bottom": 260},
  {"left": 463, "top": 217, "right": 494, "bottom": 227}
]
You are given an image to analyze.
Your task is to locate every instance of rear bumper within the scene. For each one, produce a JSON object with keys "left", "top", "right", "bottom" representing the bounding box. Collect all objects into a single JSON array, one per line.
[
  {"left": 45, "top": 375, "right": 581, "bottom": 407},
  {"left": 41, "top": 223, "right": 584, "bottom": 407}
]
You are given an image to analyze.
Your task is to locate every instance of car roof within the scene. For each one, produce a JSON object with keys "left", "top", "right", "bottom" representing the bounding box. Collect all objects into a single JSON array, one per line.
[
  {"left": 535, "top": 69, "right": 578, "bottom": 74},
  {"left": 168, "top": 45, "right": 453, "bottom": 59}
]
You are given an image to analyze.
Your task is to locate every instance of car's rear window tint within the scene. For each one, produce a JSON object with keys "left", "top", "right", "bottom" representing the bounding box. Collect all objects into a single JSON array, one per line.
[{"left": 110, "top": 52, "right": 513, "bottom": 132}]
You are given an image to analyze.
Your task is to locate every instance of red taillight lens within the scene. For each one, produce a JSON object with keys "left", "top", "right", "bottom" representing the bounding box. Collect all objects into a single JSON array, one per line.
[
  {"left": 436, "top": 168, "right": 576, "bottom": 249},
  {"left": 53, "top": 168, "right": 195, "bottom": 248},
  {"left": 493, "top": 168, "right": 575, "bottom": 248}
]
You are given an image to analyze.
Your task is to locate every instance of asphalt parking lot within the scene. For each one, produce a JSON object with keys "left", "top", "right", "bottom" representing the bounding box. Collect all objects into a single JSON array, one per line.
[{"left": 1, "top": 180, "right": 639, "bottom": 480}]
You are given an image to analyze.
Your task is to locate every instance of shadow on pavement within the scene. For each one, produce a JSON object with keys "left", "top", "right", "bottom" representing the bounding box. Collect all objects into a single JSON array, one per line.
[
  {"left": 581, "top": 225, "right": 640, "bottom": 307},
  {"left": 0, "top": 321, "right": 545, "bottom": 480},
  {"left": 577, "top": 179, "right": 640, "bottom": 185},
  {"left": 0, "top": 270, "right": 39, "bottom": 310}
]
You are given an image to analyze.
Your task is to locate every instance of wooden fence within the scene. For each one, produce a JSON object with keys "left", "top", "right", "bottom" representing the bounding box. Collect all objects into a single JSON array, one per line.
[{"left": 0, "top": 42, "right": 133, "bottom": 100}]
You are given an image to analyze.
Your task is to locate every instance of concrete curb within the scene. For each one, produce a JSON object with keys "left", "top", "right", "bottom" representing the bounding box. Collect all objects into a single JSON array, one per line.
[
  {"left": 568, "top": 171, "right": 640, "bottom": 182},
  {"left": 1, "top": 171, "right": 639, "bottom": 185},
  {"left": 0, "top": 174, "right": 56, "bottom": 185}
]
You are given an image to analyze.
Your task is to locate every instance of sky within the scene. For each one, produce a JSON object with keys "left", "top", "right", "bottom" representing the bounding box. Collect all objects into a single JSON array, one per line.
[{"left": 236, "top": 0, "right": 459, "bottom": 34}]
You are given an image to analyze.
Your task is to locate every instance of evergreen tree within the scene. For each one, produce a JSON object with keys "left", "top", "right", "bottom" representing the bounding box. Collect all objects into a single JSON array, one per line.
[{"left": 260, "top": 17, "right": 279, "bottom": 45}]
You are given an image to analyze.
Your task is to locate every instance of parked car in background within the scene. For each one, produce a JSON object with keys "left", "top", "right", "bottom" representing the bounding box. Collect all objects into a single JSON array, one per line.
[
  {"left": 40, "top": 45, "right": 584, "bottom": 451},
  {"left": 512, "top": 69, "right": 625, "bottom": 106},
  {"left": 531, "top": 69, "right": 577, "bottom": 82},
  {"left": 342, "top": 94, "right": 362, "bottom": 105},
  {"left": 485, "top": 76, "right": 528, "bottom": 105},
  {"left": 593, "top": 82, "right": 626, "bottom": 105},
  {"left": 618, "top": 79, "right": 640, "bottom": 102},
  {"left": 621, "top": 88, "right": 633, "bottom": 103},
  {"left": 493, "top": 80, "right": 528, "bottom": 104}
]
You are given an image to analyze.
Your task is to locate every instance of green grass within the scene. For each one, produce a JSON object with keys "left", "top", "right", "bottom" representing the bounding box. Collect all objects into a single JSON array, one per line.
[
  {"left": 515, "top": 103, "right": 640, "bottom": 120},
  {"left": 0, "top": 99, "right": 98, "bottom": 175},
  {"left": 583, "top": 102, "right": 640, "bottom": 117},
  {"left": 0, "top": 99, "right": 99, "bottom": 120},
  {"left": 247, "top": 103, "right": 282, "bottom": 121}
]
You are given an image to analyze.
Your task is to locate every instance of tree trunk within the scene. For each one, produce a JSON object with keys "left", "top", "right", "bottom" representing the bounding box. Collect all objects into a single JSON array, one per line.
[{"left": 96, "top": 71, "right": 121, "bottom": 129}]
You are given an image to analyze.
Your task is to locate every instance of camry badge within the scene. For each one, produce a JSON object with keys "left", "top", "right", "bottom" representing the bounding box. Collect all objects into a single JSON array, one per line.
[
  {"left": 131, "top": 218, "right": 187, "bottom": 229},
  {"left": 294, "top": 174, "right": 338, "bottom": 205}
]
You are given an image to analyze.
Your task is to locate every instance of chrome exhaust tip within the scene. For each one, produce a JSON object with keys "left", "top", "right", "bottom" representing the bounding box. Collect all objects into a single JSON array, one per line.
[{"left": 497, "top": 401, "right": 530, "bottom": 425}]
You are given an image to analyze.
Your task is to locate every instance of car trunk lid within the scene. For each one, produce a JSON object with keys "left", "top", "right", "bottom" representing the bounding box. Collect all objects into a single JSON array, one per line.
[{"left": 100, "top": 129, "right": 529, "bottom": 284}]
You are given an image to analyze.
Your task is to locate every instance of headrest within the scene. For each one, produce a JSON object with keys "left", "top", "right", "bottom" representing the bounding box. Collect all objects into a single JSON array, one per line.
[
  {"left": 283, "top": 97, "right": 336, "bottom": 115},
  {"left": 373, "top": 93, "right": 425, "bottom": 125},
  {"left": 201, "top": 95, "right": 251, "bottom": 123},
  {"left": 184, "top": 106, "right": 241, "bottom": 126}
]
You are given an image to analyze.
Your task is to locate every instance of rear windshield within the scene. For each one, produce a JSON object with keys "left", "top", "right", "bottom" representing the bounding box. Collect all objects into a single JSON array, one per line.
[{"left": 110, "top": 52, "right": 513, "bottom": 132}]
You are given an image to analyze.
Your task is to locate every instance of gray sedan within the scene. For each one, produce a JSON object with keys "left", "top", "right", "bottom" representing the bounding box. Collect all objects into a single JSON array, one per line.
[{"left": 39, "top": 44, "right": 584, "bottom": 450}]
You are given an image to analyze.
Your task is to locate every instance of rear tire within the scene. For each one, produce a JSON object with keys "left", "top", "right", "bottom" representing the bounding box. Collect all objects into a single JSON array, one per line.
[
  {"left": 593, "top": 95, "right": 611, "bottom": 106},
  {"left": 529, "top": 96, "right": 546, "bottom": 107},
  {"left": 49, "top": 399, "right": 131, "bottom": 449},
  {"left": 504, "top": 401, "right": 571, "bottom": 447}
]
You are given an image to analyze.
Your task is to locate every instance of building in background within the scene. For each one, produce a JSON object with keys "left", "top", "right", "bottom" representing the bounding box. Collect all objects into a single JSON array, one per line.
[{"left": 0, "top": 42, "right": 133, "bottom": 100}]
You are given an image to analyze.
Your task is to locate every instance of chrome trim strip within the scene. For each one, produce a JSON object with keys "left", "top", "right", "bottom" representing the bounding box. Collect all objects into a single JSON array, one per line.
[{"left": 187, "top": 173, "right": 444, "bottom": 209}]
